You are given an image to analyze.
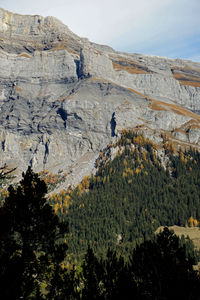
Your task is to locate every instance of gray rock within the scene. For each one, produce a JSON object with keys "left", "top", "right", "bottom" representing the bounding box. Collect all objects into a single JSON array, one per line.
[
  {"left": 188, "top": 128, "right": 200, "bottom": 144},
  {"left": 0, "top": 7, "right": 200, "bottom": 186}
]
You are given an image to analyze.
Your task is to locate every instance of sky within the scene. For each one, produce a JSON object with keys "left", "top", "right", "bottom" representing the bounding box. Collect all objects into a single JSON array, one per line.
[{"left": 0, "top": 0, "right": 200, "bottom": 61}]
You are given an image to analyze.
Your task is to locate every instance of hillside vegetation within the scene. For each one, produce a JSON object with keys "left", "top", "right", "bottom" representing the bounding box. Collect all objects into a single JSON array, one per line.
[
  {"left": 1, "top": 136, "right": 200, "bottom": 298},
  {"left": 48, "top": 130, "right": 200, "bottom": 261}
]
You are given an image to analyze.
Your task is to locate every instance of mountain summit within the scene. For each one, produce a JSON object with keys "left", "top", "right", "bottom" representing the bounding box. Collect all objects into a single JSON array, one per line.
[{"left": 0, "top": 7, "right": 200, "bottom": 185}]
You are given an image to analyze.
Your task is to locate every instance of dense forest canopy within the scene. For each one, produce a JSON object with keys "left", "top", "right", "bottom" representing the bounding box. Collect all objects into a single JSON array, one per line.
[
  {"left": 48, "top": 130, "right": 200, "bottom": 262},
  {"left": 1, "top": 131, "right": 200, "bottom": 298}
]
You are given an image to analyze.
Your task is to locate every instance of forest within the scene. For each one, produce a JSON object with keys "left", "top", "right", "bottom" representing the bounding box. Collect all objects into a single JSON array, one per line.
[
  {"left": 1, "top": 130, "right": 200, "bottom": 298},
  {"left": 49, "top": 130, "right": 200, "bottom": 262}
]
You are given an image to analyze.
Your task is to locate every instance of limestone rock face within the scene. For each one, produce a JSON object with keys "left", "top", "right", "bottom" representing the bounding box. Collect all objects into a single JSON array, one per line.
[
  {"left": 79, "top": 48, "right": 114, "bottom": 79},
  {"left": 0, "top": 49, "right": 77, "bottom": 83},
  {"left": 79, "top": 49, "right": 200, "bottom": 112},
  {"left": 0, "top": 7, "right": 200, "bottom": 185}
]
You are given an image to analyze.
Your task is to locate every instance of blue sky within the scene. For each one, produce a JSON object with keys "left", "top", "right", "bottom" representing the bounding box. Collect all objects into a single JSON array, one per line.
[{"left": 1, "top": 0, "right": 200, "bottom": 61}]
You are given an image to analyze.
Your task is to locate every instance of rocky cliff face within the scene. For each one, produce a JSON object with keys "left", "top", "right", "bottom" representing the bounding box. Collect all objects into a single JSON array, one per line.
[{"left": 0, "top": 7, "right": 200, "bottom": 185}]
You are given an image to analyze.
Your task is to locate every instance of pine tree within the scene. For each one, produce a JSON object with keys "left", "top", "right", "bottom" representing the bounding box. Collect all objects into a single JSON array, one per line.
[{"left": 0, "top": 167, "right": 68, "bottom": 299}]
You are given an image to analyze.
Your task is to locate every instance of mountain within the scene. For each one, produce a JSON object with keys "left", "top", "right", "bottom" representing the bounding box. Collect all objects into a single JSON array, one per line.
[{"left": 0, "top": 7, "right": 200, "bottom": 186}]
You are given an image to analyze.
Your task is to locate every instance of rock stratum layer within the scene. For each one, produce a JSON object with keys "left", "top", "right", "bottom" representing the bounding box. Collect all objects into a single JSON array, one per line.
[{"left": 0, "top": 7, "right": 200, "bottom": 185}]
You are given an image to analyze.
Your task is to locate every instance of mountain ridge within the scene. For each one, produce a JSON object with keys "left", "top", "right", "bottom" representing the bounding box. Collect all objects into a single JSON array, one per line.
[{"left": 0, "top": 7, "right": 200, "bottom": 188}]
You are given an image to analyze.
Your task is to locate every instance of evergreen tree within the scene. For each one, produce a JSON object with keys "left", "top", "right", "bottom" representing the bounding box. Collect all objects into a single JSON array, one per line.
[
  {"left": 0, "top": 167, "right": 68, "bottom": 299},
  {"left": 81, "top": 247, "right": 104, "bottom": 300},
  {"left": 131, "top": 228, "right": 200, "bottom": 299}
]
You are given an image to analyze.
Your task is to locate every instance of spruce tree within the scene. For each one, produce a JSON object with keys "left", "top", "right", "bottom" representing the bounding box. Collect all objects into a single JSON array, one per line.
[{"left": 0, "top": 167, "right": 68, "bottom": 299}]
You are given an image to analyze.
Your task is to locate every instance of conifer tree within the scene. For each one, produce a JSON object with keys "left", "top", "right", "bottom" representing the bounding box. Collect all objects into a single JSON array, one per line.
[{"left": 0, "top": 167, "right": 68, "bottom": 299}]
